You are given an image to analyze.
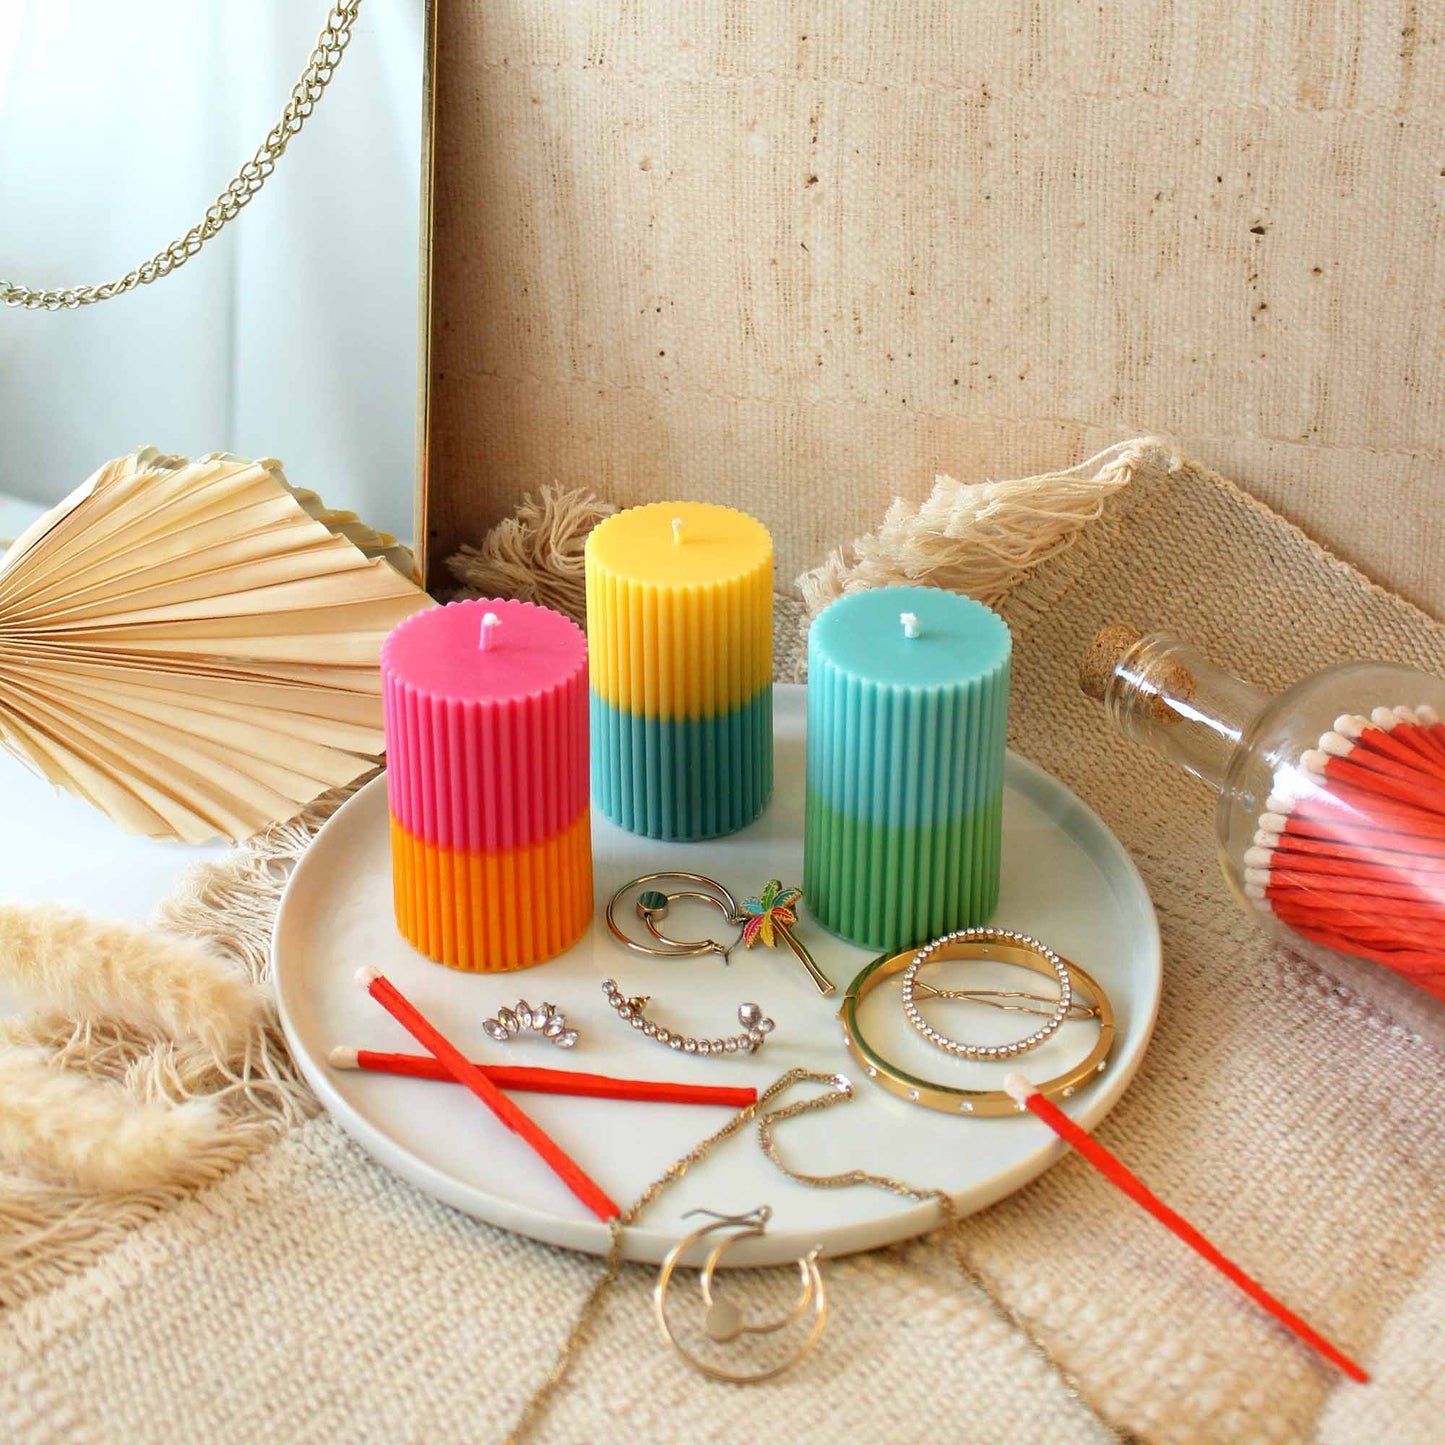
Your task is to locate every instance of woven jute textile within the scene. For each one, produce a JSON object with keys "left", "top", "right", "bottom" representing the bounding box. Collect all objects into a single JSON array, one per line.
[
  {"left": 4, "top": 445, "right": 1443, "bottom": 1443},
  {"left": 424, "top": 2, "right": 1445, "bottom": 616}
]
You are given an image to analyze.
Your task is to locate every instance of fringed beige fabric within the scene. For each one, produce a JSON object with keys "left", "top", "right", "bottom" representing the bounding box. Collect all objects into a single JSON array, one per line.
[
  {"left": 797, "top": 438, "right": 1174, "bottom": 615},
  {"left": 446, "top": 484, "right": 617, "bottom": 624}
]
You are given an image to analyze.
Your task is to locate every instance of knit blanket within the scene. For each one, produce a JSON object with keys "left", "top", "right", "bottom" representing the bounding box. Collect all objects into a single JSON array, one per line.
[{"left": 3, "top": 441, "right": 1442, "bottom": 1443}]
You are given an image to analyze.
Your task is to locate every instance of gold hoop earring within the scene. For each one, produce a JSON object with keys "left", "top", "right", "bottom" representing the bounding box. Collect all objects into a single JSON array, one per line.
[
  {"left": 607, "top": 872, "right": 740, "bottom": 959},
  {"left": 653, "top": 1206, "right": 828, "bottom": 1384}
]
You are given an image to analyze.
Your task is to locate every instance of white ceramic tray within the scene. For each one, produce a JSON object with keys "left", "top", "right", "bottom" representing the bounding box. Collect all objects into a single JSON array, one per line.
[{"left": 274, "top": 684, "right": 1160, "bottom": 1266}]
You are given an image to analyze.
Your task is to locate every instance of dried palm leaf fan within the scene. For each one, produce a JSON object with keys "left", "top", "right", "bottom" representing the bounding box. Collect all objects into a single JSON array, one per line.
[{"left": 0, "top": 448, "right": 432, "bottom": 843}]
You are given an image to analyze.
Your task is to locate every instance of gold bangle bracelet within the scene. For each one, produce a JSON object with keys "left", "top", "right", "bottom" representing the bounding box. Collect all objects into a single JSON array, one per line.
[{"left": 838, "top": 943, "right": 1116, "bottom": 1117}]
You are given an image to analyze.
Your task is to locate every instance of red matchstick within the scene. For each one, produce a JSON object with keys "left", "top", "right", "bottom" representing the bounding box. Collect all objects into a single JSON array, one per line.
[
  {"left": 1002, "top": 1074, "right": 1368, "bottom": 1384},
  {"left": 357, "top": 967, "right": 619, "bottom": 1222},
  {"left": 330, "top": 1046, "right": 758, "bottom": 1109}
]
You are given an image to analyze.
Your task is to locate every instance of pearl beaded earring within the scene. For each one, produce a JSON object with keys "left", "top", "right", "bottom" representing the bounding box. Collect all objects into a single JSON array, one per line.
[{"left": 601, "top": 979, "right": 775, "bottom": 1058}]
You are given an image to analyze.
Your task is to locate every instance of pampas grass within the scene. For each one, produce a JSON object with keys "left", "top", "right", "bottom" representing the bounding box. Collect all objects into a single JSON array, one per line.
[
  {"left": 0, "top": 1051, "right": 225, "bottom": 1192},
  {"left": 0, "top": 904, "right": 271, "bottom": 1198},
  {"left": 0, "top": 804, "right": 331, "bottom": 1304},
  {"left": 0, "top": 905, "right": 263, "bottom": 1062}
]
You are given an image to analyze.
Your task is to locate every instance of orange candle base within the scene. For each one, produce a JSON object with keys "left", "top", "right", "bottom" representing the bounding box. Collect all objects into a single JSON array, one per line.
[{"left": 390, "top": 811, "right": 593, "bottom": 972}]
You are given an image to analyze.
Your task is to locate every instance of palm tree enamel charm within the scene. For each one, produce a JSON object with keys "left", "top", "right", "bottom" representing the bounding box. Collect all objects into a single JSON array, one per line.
[{"left": 740, "top": 880, "right": 834, "bottom": 997}]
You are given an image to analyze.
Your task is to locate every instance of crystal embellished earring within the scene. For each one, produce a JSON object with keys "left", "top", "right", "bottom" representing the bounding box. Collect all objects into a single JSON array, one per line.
[
  {"left": 482, "top": 999, "right": 579, "bottom": 1049},
  {"left": 601, "top": 979, "right": 774, "bottom": 1057}
]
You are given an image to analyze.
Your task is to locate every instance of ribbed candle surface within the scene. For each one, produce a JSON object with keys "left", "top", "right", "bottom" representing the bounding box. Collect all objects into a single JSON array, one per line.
[
  {"left": 804, "top": 585, "right": 1011, "bottom": 950},
  {"left": 382, "top": 599, "right": 592, "bottom": 971},
  {"left": 585, "top": 501, "right": 773, "bottom": 839}
]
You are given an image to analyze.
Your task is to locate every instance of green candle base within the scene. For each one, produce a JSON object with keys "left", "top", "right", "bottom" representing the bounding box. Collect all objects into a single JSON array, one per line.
[{"left": 803, "top": 786, "right": 1003, "bottom": 951}]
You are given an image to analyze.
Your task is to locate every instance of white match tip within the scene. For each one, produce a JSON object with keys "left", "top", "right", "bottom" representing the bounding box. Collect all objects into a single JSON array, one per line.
[
  {"left": 1393, "top": 705, "right": 1416, "bottom": 725},
  {"left": 1244, "top": 866, "right": 1271, "bottom": 886},
  {"left": 1418, "top": 705, "right": 1440, "bottom": 727},
  {"left": 1370, "top": 707, "right": 1398, "bottom": 730},
  {"left": 1268, "top": 771, "right": 1308, "bottom": 806},
  {"left": 900, "top": 611, "right": 922, "bottom": 639},
  {"left": 356, "top": 965, "right": 381, "bottom": 987},
  {"left": 1264, "top": 793, "right": 1296, "bottom": 815},
  {"left": 1333, "top": 714, "right": 1367, "bottom": 739},
  {"left": 671, "top": 516, "right": 685, "bottom": 544},
  {"left": 1243, "top": 845, "right": 1274, "bottom": 867},
  {"left": 1002, "top": 1073, "right": 1038, "bottom": 1105},
  {"left": 1320, "top": 732, "right": 1354, "bottom": 758},
  {"left": 1244, "top": 882, "right": 1269, "bottom": 903},
  {"left": 1259, "top": 813, "right": 1287, "bottom": 833},
  {"left": 1301, "top": 749, "right": 1329, "bottom": 775},
  {"left": 329, "top": 1046, "right": 359, "bottom": 1070}
]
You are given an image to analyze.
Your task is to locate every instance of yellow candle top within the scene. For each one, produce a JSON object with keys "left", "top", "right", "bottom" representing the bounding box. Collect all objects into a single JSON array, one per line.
[
  {"left": 586, "top": 501, "right": 771, "bottom": 587},
  {"left": 585, "top": 501, "right": 773, "bottom": 719}
]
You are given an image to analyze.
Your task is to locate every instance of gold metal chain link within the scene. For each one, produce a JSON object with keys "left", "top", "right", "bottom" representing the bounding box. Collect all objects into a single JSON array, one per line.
[
  {"left": 0, "top": 2, "right": 363, "bottom": 311},
  {"left": 508, "top": 1069, "right": 1120, "bottom": 1443}
]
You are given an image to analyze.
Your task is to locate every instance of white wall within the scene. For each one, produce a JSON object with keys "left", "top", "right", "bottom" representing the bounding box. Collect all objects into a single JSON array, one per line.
[{"left": 0, "top": 0, "right": 423, "bottom": 542}]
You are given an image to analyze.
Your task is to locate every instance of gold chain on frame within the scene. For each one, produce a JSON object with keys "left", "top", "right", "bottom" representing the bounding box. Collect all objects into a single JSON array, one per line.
[
  {"left": 0, "top": 3, "right": 363, "bottom": 311},
  {"left": 508, "top": 1068, "right": 1120, "bottom": 1444}
]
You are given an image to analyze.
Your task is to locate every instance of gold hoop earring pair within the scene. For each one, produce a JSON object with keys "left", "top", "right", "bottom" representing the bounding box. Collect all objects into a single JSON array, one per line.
[{"left": 654, "top": 1206, "right": 827, "bottom": 1384}]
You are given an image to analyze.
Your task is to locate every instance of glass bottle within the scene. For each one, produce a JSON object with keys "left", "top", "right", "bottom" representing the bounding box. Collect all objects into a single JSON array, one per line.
[{"left": 1081, "top": 625, "right": 1445, "bottom": 1040}]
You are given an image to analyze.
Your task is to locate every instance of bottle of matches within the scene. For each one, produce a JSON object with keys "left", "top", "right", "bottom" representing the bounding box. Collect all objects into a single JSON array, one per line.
[{"left": 1081, "top": 625, "right": 1445, "bottom": 1042}]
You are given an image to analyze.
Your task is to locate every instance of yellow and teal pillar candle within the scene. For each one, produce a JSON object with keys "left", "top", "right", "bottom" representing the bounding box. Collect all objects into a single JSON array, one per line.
[
  {"left": 381, "top": 598, "right": 592, "bottom": 972},
  {"left": 804, "top": 585, "right": 1012, "bottom": 951},
  {"left": 585, "top": 502, "right": 773, "bottom": 840}
]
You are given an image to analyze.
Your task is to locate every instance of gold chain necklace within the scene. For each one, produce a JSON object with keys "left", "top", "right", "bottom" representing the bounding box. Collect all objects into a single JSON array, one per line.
[
  {"left": 508, "top": 1069, "right": 1120, "bottom": 1443},
  {"left": 0, "top": 2, "right": 363, "bottom": 311}
]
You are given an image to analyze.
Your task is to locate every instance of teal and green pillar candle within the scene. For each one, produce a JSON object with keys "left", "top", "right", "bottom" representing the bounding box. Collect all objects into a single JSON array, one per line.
[
  {"left": 804, "top": 586, "right": 1011, "bottom": 951},
  {"left": 585, "top": 502, "right": 773, "bottom": 840}
]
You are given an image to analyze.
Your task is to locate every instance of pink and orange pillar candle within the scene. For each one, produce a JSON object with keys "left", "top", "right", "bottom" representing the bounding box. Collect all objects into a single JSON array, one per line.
[{"left": 381, "top": 598, "right": 592, "bottom": 971}]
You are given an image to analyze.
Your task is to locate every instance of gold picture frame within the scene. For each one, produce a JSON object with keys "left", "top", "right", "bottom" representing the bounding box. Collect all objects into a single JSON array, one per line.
[{"left": 413, "top": 0, "right": 438, "bottom": 587}]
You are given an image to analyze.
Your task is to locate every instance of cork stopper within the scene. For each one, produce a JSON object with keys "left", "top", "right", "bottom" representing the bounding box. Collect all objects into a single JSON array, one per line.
[
  {"left": 1081, "top": 622, "right": 1198, "bottom": 726},
  {"left": 1079, "top": 624, "right": 1142, "bottom": 702}
]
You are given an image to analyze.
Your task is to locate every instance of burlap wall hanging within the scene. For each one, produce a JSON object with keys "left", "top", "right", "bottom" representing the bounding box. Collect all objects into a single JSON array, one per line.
[{"left": 418, "top": 1, "right": 1445, "bottom": 613}]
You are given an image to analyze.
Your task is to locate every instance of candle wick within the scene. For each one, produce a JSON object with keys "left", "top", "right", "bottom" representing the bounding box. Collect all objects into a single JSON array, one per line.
[
  {"left": 480, "top": 611, "right": 501, "bottom": 652},
  {"left": 901, "top": 611, "right": 921, "bottom": 639},
  {"left": 671, "top": 516, "right": 685, "bottom": 545}
]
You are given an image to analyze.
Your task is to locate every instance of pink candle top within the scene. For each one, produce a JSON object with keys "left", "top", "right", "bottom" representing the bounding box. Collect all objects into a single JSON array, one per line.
[{"left": 382, "top": 598, "right": 589, "bottom": 852}]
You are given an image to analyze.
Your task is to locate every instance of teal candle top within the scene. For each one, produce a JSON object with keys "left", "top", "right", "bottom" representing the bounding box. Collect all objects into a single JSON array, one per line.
[{"left": 808, "top": 584, "right": 1011, "bottom": 689}]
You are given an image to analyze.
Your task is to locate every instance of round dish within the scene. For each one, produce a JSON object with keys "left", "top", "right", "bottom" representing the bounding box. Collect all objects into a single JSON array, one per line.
[{"left": 273, "top": 684, "right": 1161, "bottom": 1267}]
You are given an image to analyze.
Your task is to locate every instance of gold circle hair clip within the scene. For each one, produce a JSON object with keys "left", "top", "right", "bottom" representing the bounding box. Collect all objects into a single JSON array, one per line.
[
  {"left": 838, "top": 941, "right": 1116, "bottom": 1117},
  {"left": 606, "top": 872, "right": 835, "bottom": 995},
  {"left": 902, "top": 928, "right": 1088, "bottom": 1060}
]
